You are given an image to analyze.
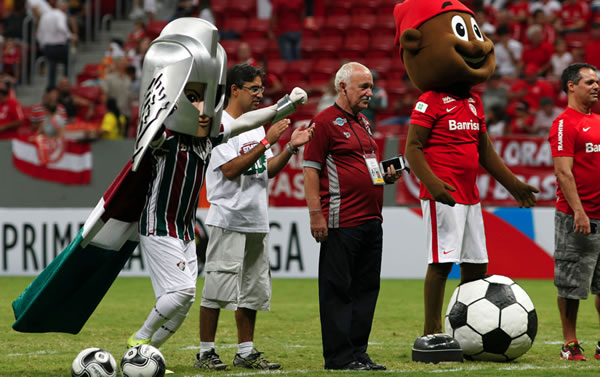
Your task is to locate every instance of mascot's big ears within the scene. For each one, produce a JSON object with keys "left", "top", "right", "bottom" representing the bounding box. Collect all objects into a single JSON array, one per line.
[{"left": 400, "top": 28, "right": 422, "bottom": 56}]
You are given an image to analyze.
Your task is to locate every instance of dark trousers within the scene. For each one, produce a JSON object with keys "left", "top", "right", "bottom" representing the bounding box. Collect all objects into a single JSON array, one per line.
[
  {"left": 318, "top": 219, "right": 383, "bottom": 369},
  {"left": 43, "top": 43, "right": 69, "bottom": 88}
]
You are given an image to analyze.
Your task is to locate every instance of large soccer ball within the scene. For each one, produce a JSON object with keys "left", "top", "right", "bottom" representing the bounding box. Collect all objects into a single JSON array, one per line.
[
  {"left": 445, "top": 275, "right": 537, "bottom": 361},
  {"left": 72, "top": 347, "right": 118, "bottom": 377},
  {"left": 121, "top": 344, "right": 166, "bottom": 377}
]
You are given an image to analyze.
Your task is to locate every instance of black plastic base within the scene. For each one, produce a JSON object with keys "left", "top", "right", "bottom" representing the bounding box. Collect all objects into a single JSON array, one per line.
[{"left": 412, "top": 334, "right": 464, "bottom": 363}]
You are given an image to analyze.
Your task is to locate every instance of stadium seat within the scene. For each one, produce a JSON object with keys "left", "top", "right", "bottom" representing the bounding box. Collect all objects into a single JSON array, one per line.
[
  {"left": 341, "top": 35, "right": 370, "bottom": 60},
  {"left": 146, "top": 20, "right": 169, "bottom": 40},
  {"left": 365, "top": 57, "right": 392, "bottom": 79},
  {"left": 72, "top": 85, "right": 103, "bottom": 103},
  {"left": 222, "top": 17, "right": 248, "bottom": 36},
  {"left": 264, "top": 40, "right": 282, "bottom": 60},
  {"left": 285, "top": 59, "right": 313, "bottom": 82},
  {"left": 369, "top": 34, "right": 397, "bottom": 58},
  {"left": 246, "top": 38, "right": 269, "bottom": 60},
  {"left": 221, "top": 40, "right": 241, "bottom": 59},
  {"left": 228, "top": 0, "right": 256, "bottom": 18},
  {"left": 565, "top": 32, "right": 589, "bottom": 50},
  {"left": 349, "top": 14, "right": 377, "bottom": 33},
  {"left": 300, "top": 37, "right": 320, "bottom": 59},
  {"left": 267, "top": 59, "right": 287, "bottom": 77},
  {"left": 328, "top": 1, "right": 352, "bottom": 16},
  {"left": 374, "top": 14, "right": 397, "bottom": 34},
  {"left": 314, "top": 35, "right": 343, "bottom": 59},
  {"left": 321, "top": 15, "right": 351, "bottom": 38},
  {"left": 377, "top": 0, "right": 401, "bottom": 17},
  {"left": 387, "top": 61, "right": 407, "bottom": 80},
  {"left": 245, "top": 18, "right": 269, "bottom": 39},
  {"left": 312, "top": 58, "right": 341, "bottom": 83}
]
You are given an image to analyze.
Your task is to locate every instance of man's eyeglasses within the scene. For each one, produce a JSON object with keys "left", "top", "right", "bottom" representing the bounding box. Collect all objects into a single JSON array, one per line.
[{"left": 242, "top": 85, "right": 265, "bottom": 95}]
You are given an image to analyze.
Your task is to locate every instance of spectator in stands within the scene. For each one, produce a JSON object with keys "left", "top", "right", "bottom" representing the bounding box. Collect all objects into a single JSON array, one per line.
[
  {"left": 144, "top": 0, "right": 156, "bottom": 22},
  {"left": 99, "top": 97, "right": 126, "bottom": 140},
  {"left": 532, "top": 96, "right": 562, "bottom": 136},
  {"left": 529, "top": 9, "right": 556, "bottom": 46},
  {"left": 585, "top": 18, "right": 600, "bottom": 70},
  {"left": 128, "top": 18, "right": 147, "bottom": 45},
  {"left": 173, "top": 0, "right": 197, "bottom": 19},
  {"left": 198, "top": 0, "right": 215, "bottom": 26},
  {"left": 555, "top": 0, "right": 589, "bottom": 34},
  {"left": 508, "top": 100, "right": 535, "bottom": 135},
  {"left": 56, "top": 76, "right": 94, "bottom": 121},
  {"left": 550, "top": 37, "right": 573, "bottom": 79},
  {"left": 520, "top": 24, "right": 554, "bottom": 76},
  {"left": 0, "top": 79, "right": 24, "bottom": 139},
  {"left": 31, "top": 86, "right": 67, "bottom": 138},
  {"left": 361, "top": 70, "right": 387, "bottom": 131},
  {"left": 269, "top": 0, "right": 304, "bottom": 61},
  {"left": 494, "top": 23, "right": 522, "bottom": 78},
  {"left": 126, "top": 65, "right": 140, "bottom": 104},
  {"left": 316, "top": 75, "right": 337, "bottom": 114},
  {"left": 67, "top": 0, "right": 86, "bottom": 42},
  {"left": 482, "top": 73, "right": 508, "bottom": 115},
  {"left": 486, "top": 104, "right": 508, "bottom": 137},
  {"left": 474, "top": 9, "right": 495, "bottom": 36},
  {"left": 508, "top": 64, "right": 554, "bottom": 112},
  {"left": 37, "top": 0, "right": 75, "bottom": 88},
  {"left": 236, "top": 42, "right": 257, "bottom": 66},
  {"left": 26, "top": 0, "right": 51, "bottom": 21},
  {"left": 129, "top": 36, "right": 151, "bottom": 80},
  {"left": 530, "top": 0, "right": 561, "bottom": 19},
  {"left": 2, "top": 38, "right": 21, "bottom": 80},
  {"left": 507, "top": 0, "right": 530, "bottom": 29},
  {"left": 102, "top": 57, "right": 132, "bottom": 127},
  {"left": 3, "top": 0, "right": 27, "bottom": 40}
]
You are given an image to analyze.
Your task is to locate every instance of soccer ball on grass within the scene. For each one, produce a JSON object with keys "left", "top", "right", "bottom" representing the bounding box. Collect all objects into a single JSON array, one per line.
[
  {"left": 71, "top": 347, "right": 117, "bottom": 377},
  {"left": 445, "top": 274, "right": 537, "bottom": 361},
  {"left": 121, "top": 344, "right": 166, "bottom": 377}
]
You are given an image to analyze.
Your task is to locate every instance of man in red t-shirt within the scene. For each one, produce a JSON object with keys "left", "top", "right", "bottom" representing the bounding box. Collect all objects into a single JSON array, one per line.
[
  {"left": 521, "top": 24, "right": 554, "bottom": 75},
  {"left": 585, "top": 21, "right": 600, "bottom": 69},
  {"left": 0, "top": 79, "right": 24, "bottom": 139},
  {"left": 303, "top": 62, "right": 402, "bottom": 371},
  {"left": 555, "top": 0, "right": 589, "bottom": 34},
  {"left": 508, "top": 64, "right": 555, "bottom": 111},
  {"left": 268, "top": 0, "right": 304, "bottom": 61},
  {"left": 549, "top": 63, "right": 600, "bottom": 361}
]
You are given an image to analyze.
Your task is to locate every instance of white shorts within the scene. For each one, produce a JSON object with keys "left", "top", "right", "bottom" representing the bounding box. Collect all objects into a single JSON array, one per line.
[
  {"left": 421, "top": 200, "right": 488, "bottom": 264},
  {"left": 139, "top": 235, "right": 198, "bottom": 298},
  {"left": 201, "top": 226, "right": 271, "bottom": 312}
]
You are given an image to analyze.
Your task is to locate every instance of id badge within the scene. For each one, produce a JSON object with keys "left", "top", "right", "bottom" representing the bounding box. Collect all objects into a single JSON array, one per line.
[{"left": 364, "top": 153, "right": 385, "bottom": 185}]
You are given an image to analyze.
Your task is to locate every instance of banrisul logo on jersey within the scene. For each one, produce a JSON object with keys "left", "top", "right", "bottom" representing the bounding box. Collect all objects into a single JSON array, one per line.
[
  {"left": 586, "top": 143, "right": 600, "bottom": 153},
  {"left": 448, "top": 119, "right": 480, "bottom": 131}
]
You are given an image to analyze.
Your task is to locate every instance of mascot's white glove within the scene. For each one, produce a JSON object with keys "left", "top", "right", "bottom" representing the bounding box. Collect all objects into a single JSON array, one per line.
[{"left": 289, "top": 87, "right": 308, "bottom": 105}]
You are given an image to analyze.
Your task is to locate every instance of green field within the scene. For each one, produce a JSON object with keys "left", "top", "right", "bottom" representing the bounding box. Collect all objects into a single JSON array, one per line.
[{"left": 2, "top": 277, "right": 600, "bottom": 376}]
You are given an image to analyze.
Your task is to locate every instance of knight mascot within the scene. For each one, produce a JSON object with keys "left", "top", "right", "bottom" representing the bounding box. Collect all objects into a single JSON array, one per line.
[
  {"left": 12, "top": 18, "right": 307, "bottom": 341},
  {"left": 392, "top": 0, "right": 538, "bottom": 362}
]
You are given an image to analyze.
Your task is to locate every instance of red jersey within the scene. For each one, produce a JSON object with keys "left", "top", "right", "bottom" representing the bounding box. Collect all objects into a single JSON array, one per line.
[
  {"left": 557, "top": 2, "right": 589, "bottom": 28},
  {"left": 410, "top": 91, "right": 486, "bottom": 204},
  {"left": 549, "top": 107, "right": 600, "bottom": 219},
  {"left": 303, "top": 104, "right": 383, "bottom": 228},
  {"left": 29, "top": 103, "right": 67, "bottom": 124},
  {"left": 585, "top": 39, "right": 600, "bottom": 69},
  {"left": 271, "top": 0, "right": 304, "bottom": 36},
  {"left": 509, "top": 79, "right": 554, "bottom": 111},
  {"left": 0, "top": 97, "right": 24, "bottom": 139},
  {"left": 521, "top": 42, "right": 554, "bottom": 72}
]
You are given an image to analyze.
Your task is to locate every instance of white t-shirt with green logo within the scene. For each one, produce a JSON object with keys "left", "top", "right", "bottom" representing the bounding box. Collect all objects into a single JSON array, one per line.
[{"left": 205, "top": 111, "right": 273, "bottom": 233}]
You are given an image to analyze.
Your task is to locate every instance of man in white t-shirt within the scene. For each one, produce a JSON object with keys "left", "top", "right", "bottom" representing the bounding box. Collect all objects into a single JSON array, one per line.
[{"left": 195, "top": 64, "right": 315, "bottom": 371}]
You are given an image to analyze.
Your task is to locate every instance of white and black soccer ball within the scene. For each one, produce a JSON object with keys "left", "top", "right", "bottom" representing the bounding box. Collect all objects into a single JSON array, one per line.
[
  {"left": 72, "top": 347, "right": 118, "bottom": 377},
  {"left": 121, "top": 344, "right": 166, "bottom": 377},
  {"left": 445, "top": 275, "right": 538, "bottom": 361}
]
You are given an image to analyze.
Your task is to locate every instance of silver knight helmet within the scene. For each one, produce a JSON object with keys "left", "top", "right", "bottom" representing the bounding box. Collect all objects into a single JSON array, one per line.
[{"left": 132, "top": 18, "right": 227, "bottom": 171}]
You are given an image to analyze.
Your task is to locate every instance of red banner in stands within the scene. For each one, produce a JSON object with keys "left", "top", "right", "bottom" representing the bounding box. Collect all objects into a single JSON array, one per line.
[{"left": 395, "top": 135, "right": 557, "bottom": 206}]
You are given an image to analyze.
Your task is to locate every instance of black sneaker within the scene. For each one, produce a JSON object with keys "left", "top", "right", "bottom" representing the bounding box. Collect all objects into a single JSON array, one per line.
[
  {"left": 326, "top": 360, "right": 369, "bottom": 370},
  {"left": 194, "top": 349, "right": 228, "bottom": 370},
  {"left": 360, "top": 355, "right": 387, "bottom": 370},
  {"left": 233, "top": 348, "right": 281, "bottom": 370}
]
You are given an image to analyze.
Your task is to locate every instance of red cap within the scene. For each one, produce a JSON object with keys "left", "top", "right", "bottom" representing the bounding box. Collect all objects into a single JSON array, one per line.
[{"left": 394, "top": 0, "right": 475, "bottom": 49}]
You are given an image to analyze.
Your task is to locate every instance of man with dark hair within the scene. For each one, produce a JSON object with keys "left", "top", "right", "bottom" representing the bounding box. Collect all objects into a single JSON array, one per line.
[
  {"left": 195, "top": 63, "right": 314, "bottom": 371},
  {"left": 549, "top": 62, "right": 600, "bottom": 361}
]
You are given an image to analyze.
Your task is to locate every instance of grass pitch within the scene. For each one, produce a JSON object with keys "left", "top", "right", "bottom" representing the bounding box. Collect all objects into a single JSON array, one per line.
[{"left": 2, "top": 277, "right": 600, "bottom": 376}]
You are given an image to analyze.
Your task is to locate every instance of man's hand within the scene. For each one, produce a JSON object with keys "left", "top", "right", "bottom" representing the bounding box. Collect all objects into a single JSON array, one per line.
[
  {"left": 574, "top": 210, "right": 592, "bottom": 234},
  {"left": 426, "top": 179, "right": 457, "bottom": 207},
  {"left": 384, "top": 165, "right": 403, "bottom": 184},
  {"left": 289, "top": 87, "right": 308, "bottom": 105},
  {"left": 265, "top": 119, "right": 290, "bottom": 145},
  {"left": 507, "top": 180, "right": 538, "bottom": 208},
  {"left": 310, "top": 211, "right": 328, "bottom": 243},
  {"left": 289, "top": 123, "right": 315, "bottom": 148}
]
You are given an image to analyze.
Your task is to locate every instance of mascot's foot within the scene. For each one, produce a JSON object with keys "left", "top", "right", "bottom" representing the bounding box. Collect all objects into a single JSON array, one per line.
[{"left": 412, "top": 333, "right": 463, "bottom": 363}]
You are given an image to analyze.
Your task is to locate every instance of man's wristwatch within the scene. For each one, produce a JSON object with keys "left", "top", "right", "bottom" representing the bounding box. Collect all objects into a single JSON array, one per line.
[
  {"left": 260, "top": 138, "right": 271, "bottom": 150},
  {"left": 286, "top": 142, "right": 299, "bottom": 154}
]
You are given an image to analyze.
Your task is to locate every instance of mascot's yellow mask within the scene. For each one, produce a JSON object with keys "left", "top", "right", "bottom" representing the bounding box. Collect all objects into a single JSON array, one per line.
[{"left": 394, "top": 0, "right": 496, "bottom": 93}]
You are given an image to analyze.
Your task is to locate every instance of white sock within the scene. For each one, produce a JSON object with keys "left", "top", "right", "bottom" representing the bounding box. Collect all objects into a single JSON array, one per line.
[
  {"left": 200, "top": 342, "right": 215, "bottom": 356},
  {"left": 151, "top": 299, "right": 193, "bottom": 348},
  {"left": 238, "top": 341, "right": 254, "bottom": 358},
  {"left": 135, "top": 291, "right": 193, "bottom": 341}
]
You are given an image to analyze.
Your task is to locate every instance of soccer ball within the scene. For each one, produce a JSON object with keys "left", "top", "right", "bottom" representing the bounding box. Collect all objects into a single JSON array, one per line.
[
  {"left": 445, "top": 275, "right": 538, "bottom": 361},
  {"left": 121, "top": 344, "right": 166, "bottom": 377},
  {"left": 72, "top": 347, "right": 117, "bottom": 377}
]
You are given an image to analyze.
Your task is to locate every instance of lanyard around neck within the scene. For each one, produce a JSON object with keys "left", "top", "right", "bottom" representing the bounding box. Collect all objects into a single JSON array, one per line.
[{"left": 334, "top": 103, "right": 374, "bottom": 155}]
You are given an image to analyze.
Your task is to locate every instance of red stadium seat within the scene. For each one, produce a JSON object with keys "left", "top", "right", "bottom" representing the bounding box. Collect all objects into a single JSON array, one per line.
[
  {"left": 228, "top": 0, "right": 256, "bottom": 18},
  {"left": 72, "top": 85, "right": 103, "bottom": 103},
  {"left": 285, "top": 59, "right": 313, "bottom": 82},
  {"left": 221, "top": 40, "right": 241, "bottom": 58},
  {"left": 341, "top": 35, "right": 370, "bottom": 60},
  {"left": 369, "top": 34, "right": 397, "bottom": 58},
  {"left": 377, "top": 0, "right": 401, "bottom": 17},
  {"left": 312, "top": 58, "right": 341, "bottom": 82},
  {"left": 222, "top": 17, "right": 248, "bottom": 35},
  {"left": 565, "top": 32, "right": 589, "bottom": 50},
  {"left": 300, "top": 37, "right": 320, "bottom": 59},
  {"left": 146, "top": 20, "right": 169, "bottom": 40},
  {"left": 264, "top": 40, "right": 282, "bottom": 60},
  {"left": 314, "top": 36, "right": 343, "bottom": 59},
  {"left": 328, "top": 1, "right": 352, "bottom": 16},
  {"left": 374, "top": 14, "right": 397, "bottom": 33},
  {"left": 245, "top": 18, "right": 269, "bottom": 39},
  {"left": 365, "top": 57, "right": 392, "bottom": 79},
  {"left": 267, "top": 59, "right": 287, "bottom": 77},
  {"left": 387, "top": 61, "right": 407, "bottom": 80},
  {"left": 246, "top": 38, "right": 269, "bottom": 60},
  {"left": 321, "top": 15, "right": 351, "bottom": 37}
]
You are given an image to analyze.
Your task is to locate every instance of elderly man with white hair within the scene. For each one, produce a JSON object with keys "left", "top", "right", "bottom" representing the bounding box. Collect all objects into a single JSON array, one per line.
[{"left": 303, "top": 62, "right": 403, "bottom": 371}]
